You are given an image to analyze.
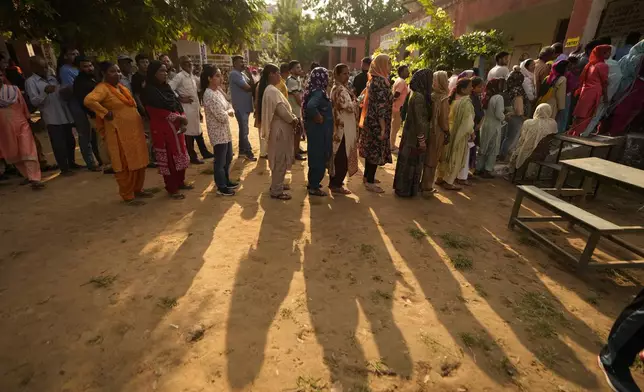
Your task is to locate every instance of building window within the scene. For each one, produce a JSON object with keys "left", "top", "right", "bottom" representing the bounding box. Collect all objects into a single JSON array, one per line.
[{"left": 347, "top": 47, "right": 357, "bottom": 63}]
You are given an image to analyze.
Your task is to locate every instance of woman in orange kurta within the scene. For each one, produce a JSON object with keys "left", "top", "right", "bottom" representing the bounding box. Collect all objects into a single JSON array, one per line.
[
  {"left": 84, "top": 62, "right": 152, "bottom": 204},
  {"left": 0, "top": 69, "right": 44, "bottom": 189}
]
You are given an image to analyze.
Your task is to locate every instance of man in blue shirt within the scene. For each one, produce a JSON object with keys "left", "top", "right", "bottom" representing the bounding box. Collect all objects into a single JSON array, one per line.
[
  {"left": 229, "top": 55, "right": 257, "bottom": 161},
  {"left": 58, "top": 47, "right": 99, "bottom": 171},
  {"left": 26, "top": 56, "right": 78, "bottom": 176}
]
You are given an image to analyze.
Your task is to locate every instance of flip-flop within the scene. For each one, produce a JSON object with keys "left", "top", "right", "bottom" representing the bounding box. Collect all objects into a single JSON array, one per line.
[
  {"left": 441, "top": 183, "right": 462, "bottom": 191},
  {"left": 271, "top": 193, "right": 292, "bottom": 200},
  {"left": 330, "top": 187, "right": 351, "bottom": 195},
  {"left": 170, "top": 193, "right": 186, "bottom": 200},
  {"left": 308, "top": 188, "right": 328, "bottom": 197}
]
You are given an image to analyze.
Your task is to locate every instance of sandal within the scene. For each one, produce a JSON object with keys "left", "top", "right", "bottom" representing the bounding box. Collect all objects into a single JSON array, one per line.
[
  {"left": 308, "top": 188, "right": 328, "bottom": 197},
  {"left": 422, "top": 188, "right": 438, "bottom": 196},
  {"left": 271, "top": 192, "right": 292, "bottom": 200},
  {"left": 365, "top": 183, "right": 385, "bottom": 193},
  {"left": 283, "top": 184, "right": 291, "bottom": 191},
  {"left": 180, "top": 183, "right": 195, "bottom": 190},
  {"left": 30, "top": 181, "right": 46, "bottom": 190},
  {"left": 441, "top": 182, "right": 462, "bottom": 191},
  {"left": 170, "top": 193, "right": 186, "bottom": 200},
  {"left": 456, "top": 179, "right": 472, "bottom": 186},
  {"left": 135, "top": 190, "right": 155, "bottom": 198},
  {"left": 330, "top": 187, "right": 351, "bottom": 195}
]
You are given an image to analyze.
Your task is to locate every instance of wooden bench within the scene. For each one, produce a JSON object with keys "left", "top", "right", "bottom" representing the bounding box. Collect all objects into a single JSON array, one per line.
[{"left": 508, "top": 185, "right": 644, "bottom": 269}]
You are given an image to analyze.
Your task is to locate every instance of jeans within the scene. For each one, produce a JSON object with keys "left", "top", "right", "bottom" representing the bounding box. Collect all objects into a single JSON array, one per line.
[
  {"left": 234, "top": 109, "right": 253, "bottom": 157},
  {"left": 47, "top": 124, "right": 76, "bottom": 172},
  {"left": 186, "top": 134, "right": 213, "bottom": 161},
  {"left": 364, "top": 161, "right": 377, "bottom": 183},
  {"left": 213, "top": 142, "right": 233, "bottom": 190},
  {"left": 600, "top": 288, "right": 644, "bottom": 371},
  {"left": 69, "top": 101, "right": 97, "bottom": 168}
]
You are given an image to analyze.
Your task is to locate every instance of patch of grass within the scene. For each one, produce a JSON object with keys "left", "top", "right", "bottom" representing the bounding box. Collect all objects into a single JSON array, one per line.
[
  {"left": 280, "top": 308, "right": 293, "bottom": 320},
  {"left": 450, "top": 254, "right": 473, "bottom": 270},
  {"left": 88, "top": 275, "right": 117, "bottom": 288},
  {"left": 351, "top": 385, "right": 371, "bottom": 392},
  {"left": 370, "top": 289, "right": 392, "bottom": 304},
  {"left": 518, "top": 235, "right": 538, "bottom": 247},
  {"left": 587, "top": 294, "right": 601, "bottom": 305},
  {"left": 359, "top": 243, "right": 375, "bottom": 255},
  {"left": 439, "top": 232, "right": 474, "bottom": 249},
  {"left": 366, "top": 360, "right": 396, "bottom": 376},
  {"left": 460, "top": 332, "right": 491, "bottom": 351},
  {"left": 499, "top": 357, "right": 517, "bottom": 377},
  {"left": 407, "top": 227, "right": 427, "bottom": 240},
  {"left": 158, "top": 296, "right": 178, "bottom": 309},
  {"left": 474, "top": 283, "right": 488, "bottom": 298},
  {"left": 536, "top": 346, "right": 560, "bottom": 367},
  {"left": 347, "top": 272, "right": 357, "bottom": 285},
  {"left": 440, "top": 360, "right": 461, "bottom": 377},
  {"left": 372, "top": 275, "right": 383, "bottom": 282},
  {"left": 514, "top": 292, "right": 568, "bottom": 339},
  {"left": 295, "top": 376, "right": 328, "bottom": 392}
]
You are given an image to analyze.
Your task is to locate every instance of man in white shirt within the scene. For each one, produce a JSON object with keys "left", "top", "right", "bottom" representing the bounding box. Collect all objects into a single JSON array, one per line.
[
  {"left": 487, "top": 51, "right": 510, "bottom": 80},
  {"left": 25, "top": 56, "right": 79, "bottom": 176},
  {"left": 170, "top": 56, "right": 213, "bottom": 164}
]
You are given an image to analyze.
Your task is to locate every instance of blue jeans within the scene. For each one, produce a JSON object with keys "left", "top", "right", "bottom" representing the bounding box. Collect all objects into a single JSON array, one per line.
[
  {"left": 69, "top": 100, "right": 97, "bottom": 168},
  {"left": 213, "top": 142, "right": 232, "bottom": 190},
  {"left": 234, "top": 110, "right": 252, "bottom": 156}
]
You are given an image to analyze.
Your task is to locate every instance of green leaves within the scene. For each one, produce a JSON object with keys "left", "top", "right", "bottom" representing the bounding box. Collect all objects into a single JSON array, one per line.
[{"left": 0, "top": 0, "right": 265, "bottom": 53}]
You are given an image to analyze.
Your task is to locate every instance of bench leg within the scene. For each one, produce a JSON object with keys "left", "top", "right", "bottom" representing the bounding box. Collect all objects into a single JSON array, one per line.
[
  {"left": 579, "top": 231, "right": 600, "bottom": 270},
  {"left": 508, "top": 190, "right": 524, "bottom": 230}
]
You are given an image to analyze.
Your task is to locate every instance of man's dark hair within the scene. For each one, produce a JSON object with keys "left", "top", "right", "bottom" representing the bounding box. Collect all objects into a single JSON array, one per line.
[
  {"left": 626, "top": 32, "right": 642, "bottom": 45},
  {"left": 310, "top": 61, "right": 320, "bottom": 71},
  {"left": 279, "top": 63, "right": 289, "bottom": 74},
  {"left": 495, "top": 51, "right": 510, "bottom": 64},
  {"left": 361, "top": 57, "right": 372, "bottom": 65},
  {"left": 158, "top": 54, "right": 170, "bottom": 61},
  {"left": 471, "top": 76, "right": 484, "bottom": 88},
  {"left": 74, "top": 55, "right": 91, "bottom": 67},
  {"left": 585, "top": 40, "right": 600, "bottom": 55},
  {"left": 435, "top": 63, "right": 449, "bottom": 72},
  {"left": 135, "top": 53, "right": 148, "bottom": 64},
  {"left": 232, "top": 55, "right": 244, "bottom": 63},
  {"left": 397, "top": 64, "right": 408, "bottom": 77},
  {"left": 539, "top": 46, "right": 555, "bottom": 60},
  {"left": 288, "top": 60, "right": 300, "bottom": 71},
  {"left": 598, "top": 36, "right": 612, "bottom": 45},
  {"left": 552, "top": 42, "right": 563, "bottom": 54}
]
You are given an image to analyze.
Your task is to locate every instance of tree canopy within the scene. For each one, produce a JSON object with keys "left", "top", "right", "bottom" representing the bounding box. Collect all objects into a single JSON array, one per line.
[
  {"left": 0, "top": 0, "right": 264, "bottom": 53},
  {"left": 305, "top": 0, "right": 406, "bottom": 52},
  {"left": 382, "top": 5, "right": 506, "bottom": 70}
]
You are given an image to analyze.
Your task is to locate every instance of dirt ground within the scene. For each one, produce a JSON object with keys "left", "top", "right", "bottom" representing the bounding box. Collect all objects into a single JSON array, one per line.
[{"left": 1, "top": 117, "right": 644, "bottom": 392}]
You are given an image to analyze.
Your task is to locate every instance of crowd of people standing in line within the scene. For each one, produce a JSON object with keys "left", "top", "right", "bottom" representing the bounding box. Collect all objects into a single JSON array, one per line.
[{"left": 1, "top": 34, "right": 642, "bottom": 203}]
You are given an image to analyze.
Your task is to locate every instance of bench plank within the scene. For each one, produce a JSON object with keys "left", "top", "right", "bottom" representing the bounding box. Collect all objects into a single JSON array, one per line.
[{"left": 517, "top": 185, "right": 621, "bottom": 231}]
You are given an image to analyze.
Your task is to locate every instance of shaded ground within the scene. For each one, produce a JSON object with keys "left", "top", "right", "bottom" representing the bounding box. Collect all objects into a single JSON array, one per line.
[{"left": 1, "top": 118, "right": 643, "bottom": 392}]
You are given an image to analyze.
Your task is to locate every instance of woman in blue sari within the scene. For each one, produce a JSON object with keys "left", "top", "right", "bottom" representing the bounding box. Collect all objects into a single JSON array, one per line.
[{"left": 303, "top": 67, "right": 334, "bottom": 196}]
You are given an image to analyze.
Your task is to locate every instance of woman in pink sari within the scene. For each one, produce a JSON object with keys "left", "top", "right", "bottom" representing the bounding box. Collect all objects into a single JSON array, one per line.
[
  {"left": 0, "top": 69, "right": 44, "bottom": 189},
  {"left": 570, "top": 45, "right": 612, "bottom": 136}
]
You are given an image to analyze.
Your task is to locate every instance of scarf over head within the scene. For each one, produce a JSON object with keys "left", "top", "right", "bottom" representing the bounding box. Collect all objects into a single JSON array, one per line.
[
  {"left": 482, "top": 78, "right": 504, "bottom": 109},
  {"left": 616, "top": 40, "right": 644, "bottom": 97},
  {"left": 511, "top": 103, "right": 557, "bottom": 169},
  {"left": 409, "top": 68, "right": 433, "bottom": 105},
  {"left": 141, "top": 60, "right": 183, "bottom": 113},
  {"left": 578, "top": 44, "right": 611, "bottom": 88},
  {"left": 359, "top": 53, "right": 391, "bottom": 127},
  {"left": 546, "top": 59, "right": 570, "bottom": 85},
  {"left": 0, "top": 84, "right": 19, "bottom": 108},
  {"left": 302, "top": 66, "right": 329, "bottom": 122},
  {"left": 507, "top": 69, "right": 526, "bottom": 100},
  {"left": 431, "top": 71, "right": 449, "bottom": 103}
]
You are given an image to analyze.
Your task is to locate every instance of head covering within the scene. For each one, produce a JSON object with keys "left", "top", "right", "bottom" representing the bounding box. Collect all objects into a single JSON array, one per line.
[
  {"left": 510, "top": 103, "right": 557, "bottom": 169},
  {"left": 431, "top": 70, "right": 449, "bottom": 102},
  {"left": 546, "top": 59, "right": 569, "bottom": 85},
  {"left": 368, "top": 54, "right": 391, "bottom": 85},
  {"left": 0, "top": 84, "right": 19, "bottom": 108},
  {"left": 458, "top": 70, "right": 474, "bottom": 79},
  {"left": 616, "top": 40, "right": 644, "bottom": 97},
  {"left": 141, "top": 60, "right": 183, "bottom": 113},
  {"left": 302, "top": 66, "right": 329, "bottom": 122},
  {"left": 409, "top": 68, "right": 433, "bottom": 105},
  {"left": 520, "top": 59, "right": 534, "bottom": 77},
  {"left": 359, "top": 54, "right": 390, "bottom": 127},
  {"left": 578, "top": 45, "right": 611, "bottom": 88},
  {"left": 507, "top": 69, "right": 526, "bottom": 100},
  {"left": 482, "top": 78, "right": 504, "bottom": 109}
]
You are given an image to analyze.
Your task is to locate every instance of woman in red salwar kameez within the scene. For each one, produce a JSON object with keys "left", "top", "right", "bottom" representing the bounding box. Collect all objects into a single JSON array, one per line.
[
  {"left": 570, "top": 45, "right": 612, "bottom": 136},
  {"left": 0, "top": 69, "right": 44, "bottom": 189},
  {"left": 141, "top": 61, "right": 192, "bottom": 199}
]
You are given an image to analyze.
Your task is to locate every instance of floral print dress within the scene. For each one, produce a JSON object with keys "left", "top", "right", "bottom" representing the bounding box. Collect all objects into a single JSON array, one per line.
[{"left": 359, "top": 75, "right": 393, "bottom": 166}]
